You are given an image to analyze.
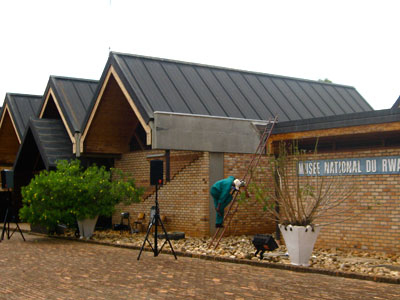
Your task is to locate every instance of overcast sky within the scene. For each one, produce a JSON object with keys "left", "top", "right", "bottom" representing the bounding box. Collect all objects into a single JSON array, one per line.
[{"left": 0, "top": 0, "right": 399, "bottom": 110}]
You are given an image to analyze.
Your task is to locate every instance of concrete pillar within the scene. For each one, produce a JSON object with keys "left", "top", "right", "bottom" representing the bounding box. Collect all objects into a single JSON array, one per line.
[{"left": 208, "top": 152, "right": 224, "bottom": 236}]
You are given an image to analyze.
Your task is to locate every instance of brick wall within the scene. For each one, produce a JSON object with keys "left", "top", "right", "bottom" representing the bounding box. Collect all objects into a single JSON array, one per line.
[
  {"left": 114, "top": 150, "right": 210, "bottom": 237},
  {"left": 280, "top": 147, "right": 400, "bottom": 253},
  {"left": 113, "top": 147, "right": 399, "bottom": 253},
  {"left": 223, "top": 153, "right": 276, "bottom": 235}
]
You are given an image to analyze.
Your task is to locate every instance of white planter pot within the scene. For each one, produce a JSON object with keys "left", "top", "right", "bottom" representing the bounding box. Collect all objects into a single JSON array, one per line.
[
  {"left": 279, "top": 224, "right": 320, "bottom": 267},
  {"left": 77, "top": 216, "right": 98, "bottom": 239}
]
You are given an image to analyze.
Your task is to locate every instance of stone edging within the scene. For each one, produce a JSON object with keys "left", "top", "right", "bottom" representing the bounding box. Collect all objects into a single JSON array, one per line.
[{"left": 34, "top": 233, "right": 399, "bottom": 285}]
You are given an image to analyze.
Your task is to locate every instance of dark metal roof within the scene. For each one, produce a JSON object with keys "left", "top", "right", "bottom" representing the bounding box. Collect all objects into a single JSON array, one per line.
[
  {"left": 98, "top": 52, "right": 373, "bottom": 124},
  {"left": 45, "top": 76, "right": 98, "bottom": 133},
  {"left": 2, "top": 93, "right": 43, "bottom": 139},
  {"left": 269, "top": 108, "right": 400, "bottom": 134},
  {"left": 14, "top": 118, "right": 73, "bottom": 170},
  {"left": 391, "top": 95, "right": 400, "bottom": 110}
]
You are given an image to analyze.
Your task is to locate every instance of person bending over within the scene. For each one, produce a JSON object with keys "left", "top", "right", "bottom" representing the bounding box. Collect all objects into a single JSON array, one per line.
[{"left": 210, "top": 176, "right": 245, "bottom": 228}]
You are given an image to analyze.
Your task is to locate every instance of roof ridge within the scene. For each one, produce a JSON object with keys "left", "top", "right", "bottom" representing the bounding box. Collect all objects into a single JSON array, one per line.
[
  {"left": 50, "top": 75, "right": 98, "bottom": 83},
  {"left": 110, "top": 51, "right": 356, "bottom": 89},
  {"left": 6, "top": 92, "right": 42, "bottom": 99}
]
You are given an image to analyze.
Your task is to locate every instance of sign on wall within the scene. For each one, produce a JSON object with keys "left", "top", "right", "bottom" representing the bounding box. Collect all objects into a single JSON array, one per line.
[{"left": 298, "top": 156, "right": 400, "bottom": 176}]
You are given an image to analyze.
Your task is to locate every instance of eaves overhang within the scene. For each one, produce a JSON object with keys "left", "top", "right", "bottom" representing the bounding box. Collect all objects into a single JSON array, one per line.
[{"left": 272, "top": 109, "right": 400, "bottom": 135}]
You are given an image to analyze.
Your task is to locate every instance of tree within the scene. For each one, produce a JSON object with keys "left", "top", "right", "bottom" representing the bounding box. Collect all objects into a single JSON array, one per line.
[
  {"left": 19, "top": 160, "right": 144, "bottom": 231},
  {"left": 318, "top": 78, "right": 333, "bottom": 83}
]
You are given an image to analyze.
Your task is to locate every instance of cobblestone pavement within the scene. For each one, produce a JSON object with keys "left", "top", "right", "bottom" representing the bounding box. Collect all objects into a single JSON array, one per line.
[{"left": 0, "top": 233, "right": 399, "bottom": 300}]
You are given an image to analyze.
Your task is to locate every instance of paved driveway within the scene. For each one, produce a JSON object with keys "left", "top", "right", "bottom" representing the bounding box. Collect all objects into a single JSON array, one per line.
[{"left": 0, "top": 234, "right": 399, "bottom": 300}]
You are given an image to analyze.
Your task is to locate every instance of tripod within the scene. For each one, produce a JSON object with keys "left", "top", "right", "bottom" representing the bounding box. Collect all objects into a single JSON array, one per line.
[
  {"left": 1, "top": 189, "right": 25, "bottom": 242},
  {"left": 137, "top": 181, "right": 177, "bottom": 260}
]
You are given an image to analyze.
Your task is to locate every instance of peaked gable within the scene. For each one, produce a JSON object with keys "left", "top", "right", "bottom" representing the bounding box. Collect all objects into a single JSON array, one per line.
[
  {"left": 108, "top": 52, "right": 372, "bottom": 123},
  {"left": 1, "top": 93, "right": 43, "bottom": 142},
  {"left": 39, "top": 76, "right": 98, "bottom": 138}
]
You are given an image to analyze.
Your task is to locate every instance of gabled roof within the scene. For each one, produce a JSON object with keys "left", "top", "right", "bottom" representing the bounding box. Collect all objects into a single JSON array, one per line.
[
  {"left": 39, "top": 76, "right": 98, "bottom": 136},
  {"left": 88, "top": 52, "right": 373, "bottom": 126},
  {"left": 0, "top": 93, "right": 43, "bottom": 142},
  {"left": 391, "top": 95, "right": 400, "bottom": 110},
  {"left": 14, "top": 118, "right": 73, "bottom": 171}
]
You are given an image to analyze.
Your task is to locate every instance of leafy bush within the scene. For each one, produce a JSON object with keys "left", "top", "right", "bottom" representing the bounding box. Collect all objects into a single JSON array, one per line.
[{"left": 19, "top": 160, "right": 144, "bottom": 230}]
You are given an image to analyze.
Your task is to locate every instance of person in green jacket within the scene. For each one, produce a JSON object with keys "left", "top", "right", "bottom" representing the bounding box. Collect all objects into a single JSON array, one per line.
[{"left": 210, "top": 176, "right": 245, "bottom": 227}]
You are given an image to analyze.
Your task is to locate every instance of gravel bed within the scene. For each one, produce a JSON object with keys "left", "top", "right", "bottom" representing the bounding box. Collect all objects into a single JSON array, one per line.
[{"left": 64, "top": 230, "right": 400, "bottom": 279}]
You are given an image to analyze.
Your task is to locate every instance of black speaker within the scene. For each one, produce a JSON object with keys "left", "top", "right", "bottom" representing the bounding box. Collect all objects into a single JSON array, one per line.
[
  {"left": 150, "top": 160, "right": 163, "bottom": 186},
  {"left": 1, "top": 169, "right": 14, "bottom": 189},
  {"left": 252, "top": 234, "right": 278, "bottom": 251}
]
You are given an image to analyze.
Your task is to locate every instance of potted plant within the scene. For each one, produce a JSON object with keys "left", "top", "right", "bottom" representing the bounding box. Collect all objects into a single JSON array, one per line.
[
  {"left": 247, "top": 142, "right": 356, "bottom": 266},
  {"left": 20, "top": 160, "right": 144, "bottom": 238}
]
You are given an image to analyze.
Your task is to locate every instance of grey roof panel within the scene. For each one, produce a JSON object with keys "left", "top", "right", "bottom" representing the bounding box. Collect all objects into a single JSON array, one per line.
[
  {"left": 143, "top": 59, "right": 192, "bottom": 113},
  {"left": 3, "top": 93, "right": 43, "bottom": 139},
  {"left": 48, "top": 76, "right": 98, "bottom": 133},
  {"left": 197, "top": 67, "right": 245, "bottom": 118},
  {"left": 345, "top": 88, "right": 373, "bottom": 111},
  {"left": 213, "top": 69, "right": 261, "bottom": 119},
  {"left": 285, "top": 80, "right": 324, "bottom": 118},
  {"left": 296, "top": 82, "right": 335, "bottom": 116},
  {"left": 323, "top": 85, "right": 355, "bottom": 113},
  {"left": 227, "top": 72, "right": 273, "bottom": 119},
  {"left": 118, "top": 56, "right": 170, "bottom": 112},
  {"left": 271, "top": 78, "right": 314, "bottom": 119},
  {"left": 162, "top": 63, "right": 210, "bottom": 115},
  {"left": 242, "top": 74, "right": 289, "bottom": 120},
  {"left": 178, "top": 65, "right": 227, "bottom": 116},
  {"left": 310, "top": 84, "right": 346, "bottom": 115},
  {"left": 258, "top": 76, "right": 301, "bottom": 120},
  {"left": 335, "top": 87, "right": 363, "bottom": 112}
]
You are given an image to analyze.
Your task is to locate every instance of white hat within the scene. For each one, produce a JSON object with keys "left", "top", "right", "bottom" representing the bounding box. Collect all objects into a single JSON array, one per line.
[{"left": 233, "top": 179, "right": 245, "bottom": 190}]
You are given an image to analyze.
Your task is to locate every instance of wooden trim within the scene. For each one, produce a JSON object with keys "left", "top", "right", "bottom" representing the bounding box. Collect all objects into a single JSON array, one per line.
[
  {"left": 267, "top": 122, "right": 400, "bottom": 152},
  {"left": 0, "top": 104, "right": 21, "bottom": 144},
  {"left": 38, "top": 90, "right": 50, "bottom": 119},
  {"left": 80, "top": 66, "right": 152, "bottom": 152},
  {"left": 41, "top": 89, "right": 75, "bottom": 144},
  {"left": 0, "top": 104, "right": 7, "bottom": 132}
]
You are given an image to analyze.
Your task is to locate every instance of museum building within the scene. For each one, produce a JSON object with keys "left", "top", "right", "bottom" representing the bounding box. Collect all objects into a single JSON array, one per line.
[{"left": 0, "top": 52, "right": 398, "bottom": 253}]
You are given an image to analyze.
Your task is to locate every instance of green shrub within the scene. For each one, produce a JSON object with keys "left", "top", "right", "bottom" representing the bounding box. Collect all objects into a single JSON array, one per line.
[{"left": 19, "top": 160, "right": 144, "bottom": 230}]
